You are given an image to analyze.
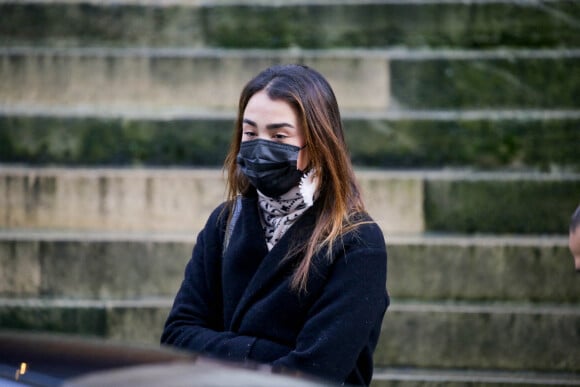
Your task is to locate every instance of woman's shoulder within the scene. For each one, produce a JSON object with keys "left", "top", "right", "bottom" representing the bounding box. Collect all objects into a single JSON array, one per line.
[
  {"left": 207, "top": 200, "right": 229, "bottom": 223},
  {"left": 343, "top": 212, "right": 386, "bottom": 251},
  {"left": 206, "top": 195, "right": 253, "bottom": 230}
]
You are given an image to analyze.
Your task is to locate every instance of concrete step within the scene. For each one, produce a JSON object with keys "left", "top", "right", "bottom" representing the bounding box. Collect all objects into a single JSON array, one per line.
[
  {"left": 1, "top": 1, "right": 578, "bottom": 49},
  {"left": 1, "top": 167, "right": 578, "bottom": 235},
  {"left": 0, "top": 167, "right": 229, "bottom": 233},
  {"left": 376, "top": 301, "right": 580, "bottom": 373},
  {"left": 1, "top": 232, "right": 578, "bottom": 302},
  {"left": 0, "top": 231, "right": 192, "bottom": 300},
  {"left": 388, "top": 235, "right": 579, "bottom": 303},
  {"left": 1, "top": 298, "right": 578, "bottom": 373},
  {"left": 372, "top": 367, "right": 580, "bottom": 386},
  {"left": 1, "top": 48, "right": 579, "bottom": 112},
  {"left": 2, "top": 111, "right": 579, "bottom": 170},
  {"left": 0, "top": 297, "right": 169, "bottom": 345},
  {"left": 0, "top": 47, "right": 389, "bottom": 113}
]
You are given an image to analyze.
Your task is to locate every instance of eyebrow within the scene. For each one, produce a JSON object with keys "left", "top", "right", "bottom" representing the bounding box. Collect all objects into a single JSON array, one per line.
[{"left": 243, "top": 118, "right": 295, "bottom": 130}]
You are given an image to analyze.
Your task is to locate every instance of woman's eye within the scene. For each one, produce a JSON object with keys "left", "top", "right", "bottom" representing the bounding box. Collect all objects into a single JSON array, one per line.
[
  {"left": 243, "top": 131, "right": 257, "bottom": 137},
  {"left": 273, "top": 133, "right": 288, "bottom": 140}
]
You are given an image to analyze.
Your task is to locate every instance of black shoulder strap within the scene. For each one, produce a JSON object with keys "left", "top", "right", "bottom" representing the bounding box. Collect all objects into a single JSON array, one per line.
[{"left": 223, "top": 195, "right": 242, "bottom": 256}]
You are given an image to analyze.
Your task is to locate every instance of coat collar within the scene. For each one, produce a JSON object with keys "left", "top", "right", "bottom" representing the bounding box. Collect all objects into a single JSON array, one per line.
[{"left": 228, "top": 195, "right": 319, "bottom": 330}]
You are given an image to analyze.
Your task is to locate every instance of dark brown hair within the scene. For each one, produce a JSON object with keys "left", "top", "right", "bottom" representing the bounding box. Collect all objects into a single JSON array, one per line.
[{"left": 224, "top": 64, "right": 366, "bottom": 292}]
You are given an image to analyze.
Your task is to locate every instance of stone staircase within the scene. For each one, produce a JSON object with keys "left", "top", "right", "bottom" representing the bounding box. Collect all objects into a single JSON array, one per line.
[{"left": 1, "top": 1, "right": 579, "bottom": 385}]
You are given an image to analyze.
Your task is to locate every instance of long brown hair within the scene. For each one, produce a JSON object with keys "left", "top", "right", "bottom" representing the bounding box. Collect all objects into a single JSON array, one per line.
[{"left": 224, "top": 64, "right": 366, "bottom": 292}]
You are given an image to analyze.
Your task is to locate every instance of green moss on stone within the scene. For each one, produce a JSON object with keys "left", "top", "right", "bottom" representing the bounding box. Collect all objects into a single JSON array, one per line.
[
  {"left": 345, "top": 118, "right": 580, "bottom": 171},
  {"left": 2, "top": 2, "right": 579, "bottom": 48},
  {"left": 1, "top": 116, "right": 579, "bottom": 171},
  {"left": 424, "top": 179, "right": 580, "bottom": 234},
  {"left": 391, "top": 57, "right": 580, "bottom": 109},
  {"left": 0, "top": 116, "right": 233, "bottom": 166}
]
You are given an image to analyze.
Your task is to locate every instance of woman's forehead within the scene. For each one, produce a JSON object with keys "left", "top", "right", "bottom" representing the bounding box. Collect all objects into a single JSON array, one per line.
[{"left": 243, "top": 91, "right": 299, "bottom": 124}]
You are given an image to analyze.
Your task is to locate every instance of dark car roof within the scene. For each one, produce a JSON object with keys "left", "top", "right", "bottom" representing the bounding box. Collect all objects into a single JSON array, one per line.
[{"left": 0, "top": 331, "right": 334, "bottom": 387}]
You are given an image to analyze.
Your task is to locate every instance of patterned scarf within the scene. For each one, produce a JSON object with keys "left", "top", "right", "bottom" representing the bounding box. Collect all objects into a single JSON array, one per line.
[{"left": 257, "top": 169, "right": 319, "bottom": 250}]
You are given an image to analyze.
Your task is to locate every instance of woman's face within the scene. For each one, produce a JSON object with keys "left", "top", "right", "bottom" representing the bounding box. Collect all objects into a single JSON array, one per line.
[
  {"left": 570, "top": 228, "right": 580, "bottom": 271},
  {"left": 241, "top": 90, "right": 309, "bottom": 171}
]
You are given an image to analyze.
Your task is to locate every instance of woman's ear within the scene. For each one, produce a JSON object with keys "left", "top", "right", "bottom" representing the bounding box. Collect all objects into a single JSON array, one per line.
[{"left": 297, "top": 146, "right": 310, "bottom": 171}]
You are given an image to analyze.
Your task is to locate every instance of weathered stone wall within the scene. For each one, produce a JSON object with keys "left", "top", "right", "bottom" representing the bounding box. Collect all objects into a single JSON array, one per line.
[{"left": 1, "top": 0, "right": 579, "bottom": 384}]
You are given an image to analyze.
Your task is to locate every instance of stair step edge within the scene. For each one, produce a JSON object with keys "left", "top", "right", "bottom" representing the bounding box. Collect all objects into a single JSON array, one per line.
[{"left": 373, "top": 367, "right": 580, "bottom": 385}]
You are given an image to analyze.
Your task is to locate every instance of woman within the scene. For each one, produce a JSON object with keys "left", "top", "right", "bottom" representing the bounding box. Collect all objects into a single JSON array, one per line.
[{"left": 161, "top": 64, "right": 389, "bottom": 386}]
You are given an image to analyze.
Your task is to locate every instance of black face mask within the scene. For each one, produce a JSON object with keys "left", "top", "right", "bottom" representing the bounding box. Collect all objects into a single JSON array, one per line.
[{"left": 236, "top": 139, "right": 304, "bottom": 198}]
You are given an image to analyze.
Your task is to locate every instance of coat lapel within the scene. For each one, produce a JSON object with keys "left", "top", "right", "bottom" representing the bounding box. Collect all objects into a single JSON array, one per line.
[
  {"left": 221, "top": 196, "right": 268, "bottom": 326},
  {"left": 228, "top": 197, "right": 318, "bottom": 331}
]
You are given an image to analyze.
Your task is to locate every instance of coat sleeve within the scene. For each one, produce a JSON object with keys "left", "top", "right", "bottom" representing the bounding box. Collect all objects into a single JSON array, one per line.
[
  {"left": 268, "top": 223, "right": 389, "bottom": 384},
  {"left": 160, "top": 204, "right": 291, "bottom": 362}
]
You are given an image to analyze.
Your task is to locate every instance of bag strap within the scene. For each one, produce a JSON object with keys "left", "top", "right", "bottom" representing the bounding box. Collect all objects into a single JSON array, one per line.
[{"left": 223, "top": 195, "right": 242, "bottom": 256}]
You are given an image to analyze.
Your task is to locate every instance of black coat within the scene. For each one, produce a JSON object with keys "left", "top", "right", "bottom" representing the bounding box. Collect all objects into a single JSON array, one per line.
[{"left": 161, "top": 194, "right": 389, "bottom": 386}]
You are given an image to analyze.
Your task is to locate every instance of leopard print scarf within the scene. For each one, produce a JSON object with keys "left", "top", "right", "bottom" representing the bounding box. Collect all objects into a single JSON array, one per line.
[{"left": 257, "top": 169, "right": 319, "bottom": 250}]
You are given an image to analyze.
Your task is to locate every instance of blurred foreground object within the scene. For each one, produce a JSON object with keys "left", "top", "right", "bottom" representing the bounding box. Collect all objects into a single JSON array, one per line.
[{"left": 0, "top": 331, "right": 334, "bottom": 387}]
